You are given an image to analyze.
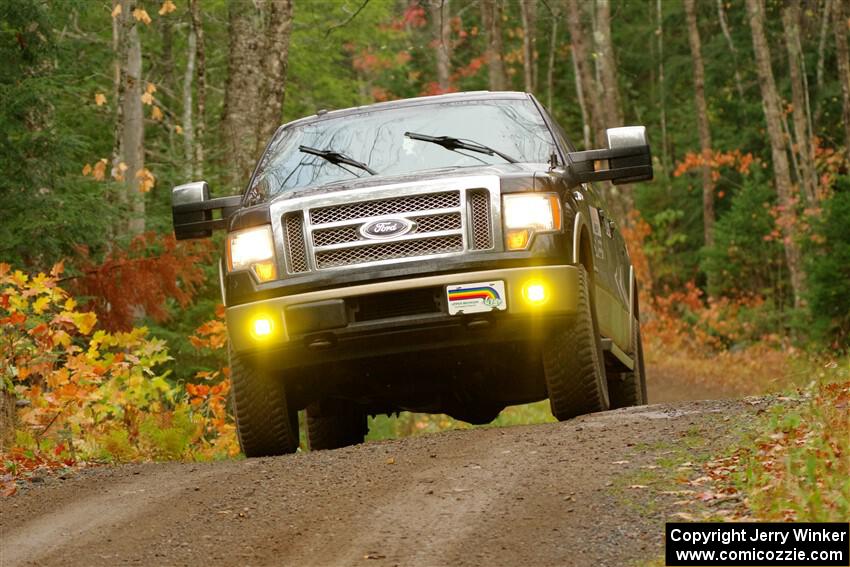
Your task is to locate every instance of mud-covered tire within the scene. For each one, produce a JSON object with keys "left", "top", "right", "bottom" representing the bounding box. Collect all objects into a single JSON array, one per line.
[
  {"left": 608, "top": 318, "right": 648, "bottom": 408},
  {"left": 542, "top": 265, "right": 610, "bottom": 420},
  {"left": 306, "top": 400, "right": 368, "bottom": 451},
  {"left": 230, "top": 352, "right": 299, "bottom": 458}
]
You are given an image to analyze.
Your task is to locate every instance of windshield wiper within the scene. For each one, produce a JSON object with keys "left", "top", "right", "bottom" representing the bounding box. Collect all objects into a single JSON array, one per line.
[
  {"left": 299, "top": 145, "right": 377, "bottom": 175},
  {"left": 404, "top": 132, "right": 519, "bottom": 164}
]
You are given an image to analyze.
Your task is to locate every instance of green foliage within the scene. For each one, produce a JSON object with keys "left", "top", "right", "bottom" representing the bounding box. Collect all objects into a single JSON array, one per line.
[
  {"left": 0, "top": 0, "right": 116, "bottom": 268},
  {"left": 701, "top": 174, "right": 788, "bottom": 304},
  {"left": 806, "top": 178, "right": 850, "bottom": 347}
]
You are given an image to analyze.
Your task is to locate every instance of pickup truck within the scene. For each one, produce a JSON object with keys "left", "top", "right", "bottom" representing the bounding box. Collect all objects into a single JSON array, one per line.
[{"left": 172, "top": 91, "right": 653, "bottom": 457}]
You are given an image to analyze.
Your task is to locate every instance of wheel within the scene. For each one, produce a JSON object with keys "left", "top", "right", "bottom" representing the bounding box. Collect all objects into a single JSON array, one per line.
[
  {"left": 230, "top": 351, "right": 299, "bottom": 457},
  {"left": 542, "top": 265, "right": 610, "bottom": 420},
  {"left": 306, "top": 399, "right": 368, "bottom": 451}
]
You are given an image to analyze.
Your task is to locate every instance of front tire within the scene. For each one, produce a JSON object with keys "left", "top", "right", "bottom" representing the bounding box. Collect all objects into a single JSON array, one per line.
[
  {"left": 306, "top": 399, "right": 368, "bottom": 451},
  {"left": 230, "top": 352, "right": 299, "bottom": 457},
  {"left": 542, "top": 265, "right": 610, "bottom": 420}
]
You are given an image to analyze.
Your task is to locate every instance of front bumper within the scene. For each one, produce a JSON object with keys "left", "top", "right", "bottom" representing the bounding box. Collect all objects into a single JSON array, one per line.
[{"left": 226, "top": 264, "right": 581, "bottom": 356}]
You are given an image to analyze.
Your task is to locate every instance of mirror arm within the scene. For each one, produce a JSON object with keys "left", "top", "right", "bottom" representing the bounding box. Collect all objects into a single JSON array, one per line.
[
  {"left": 172, "top": 195, "right": 242, "bottom": 216},
  {"left": 567, "top": 145, "right": 648, "bottom": 164}
]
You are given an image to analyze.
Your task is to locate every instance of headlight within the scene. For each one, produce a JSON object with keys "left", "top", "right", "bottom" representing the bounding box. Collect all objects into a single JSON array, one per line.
[
  {"left": 502, "top": 193, "right": 562, "bottom": 250},
  {"left": 226, "top": 225, "right": 278, "bottom": 282}
]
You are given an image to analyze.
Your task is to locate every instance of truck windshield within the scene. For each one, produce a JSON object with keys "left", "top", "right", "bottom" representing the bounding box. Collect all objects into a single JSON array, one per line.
[{"left": 248, "top": 98, "right": 556, "bottom": 199}]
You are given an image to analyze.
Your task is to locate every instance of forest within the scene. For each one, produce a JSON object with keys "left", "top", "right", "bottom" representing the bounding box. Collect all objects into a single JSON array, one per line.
[{"left": 0, "top": 0, "right": 848, "bottom": 518}]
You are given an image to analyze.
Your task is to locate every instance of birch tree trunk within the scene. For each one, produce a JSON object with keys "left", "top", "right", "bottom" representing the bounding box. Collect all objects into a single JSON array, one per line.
[
  {"left": 547, "top": 14, "right": 558, "bottom": 110},
  {"left": 429, "top": 0, "right": 452, "bottom": 92},
  {"left": 594, "top": 0, "right": 631, "bottom": 219},
  {"left": 182, "top": 24, "right": 196, "bottom": 179},
  {"left": 746, "top": 0, "right": 806, "bottom": 308},
  {"left": 191, "top": 0, "right": 206, "bottom": 177},
  {"left": 566, "top": 0, "right": 604, "bottom": 147},
  {"left": 520, "top": 0, "right": 537, "bottom": 93},
  {"left": 594, "top": 0, "right": 623, "bottom": 127},
  {"left": 481, "top": 0, "right": 507, "bottom": 91},
  {"left": 684, "top": 0, "right": 715, "bottom": 247},
  {"left": 716, "top": 0, "right": 745, "bottom": 100},
  {"left": 782, "top": 0, "right": 818, "bottom": 205},
  {"left": 657, "top": 0, "right": 669, "bottom": 176},
  {"left": 118, "top": 0, "right": 145, "bottom": 236},
  {"left": 833, "top": 0, "right": 850, "bottom": 165},
  {"left": 814, "top": 0, "right": 833, "bottom": 125}
]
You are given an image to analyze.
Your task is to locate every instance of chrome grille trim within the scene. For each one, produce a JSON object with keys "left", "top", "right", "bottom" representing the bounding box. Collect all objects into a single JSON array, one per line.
[
  {"left": 269, "top": 176, "right": 503, "bottom": 275},
  {"left": 316, "top": 235, "right": 463, "bottom": 269},
  {"left": 310, "top": 191, "right": 460, "bottom": 225},
  {"left": 283, "top": 213, "right": 309, "bottom": 273},
  {"left": 468, "top": 189, "right": 493, "bottom": 250}
]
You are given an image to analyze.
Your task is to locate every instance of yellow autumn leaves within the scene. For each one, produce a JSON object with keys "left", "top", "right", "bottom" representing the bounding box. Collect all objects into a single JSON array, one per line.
[
  {"left": 82, "top": 159, "right": 156, "bottom": 194},
  {"left": 110, "top": 1, "right": 176, "bottom": 23}
]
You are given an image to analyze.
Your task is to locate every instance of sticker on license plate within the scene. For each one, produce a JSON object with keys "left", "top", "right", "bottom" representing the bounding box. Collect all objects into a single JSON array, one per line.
[{"left": 446, "top": 280, "right": 507, "bottom": 315}]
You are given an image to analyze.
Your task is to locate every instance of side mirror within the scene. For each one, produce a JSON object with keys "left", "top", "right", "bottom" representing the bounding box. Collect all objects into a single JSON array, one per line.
[
  {"left": 171, "top": 181, "right": 242, "bottom": 240},
  {"left": 567, "top": 126, "right": 653, "bottom": 185}
]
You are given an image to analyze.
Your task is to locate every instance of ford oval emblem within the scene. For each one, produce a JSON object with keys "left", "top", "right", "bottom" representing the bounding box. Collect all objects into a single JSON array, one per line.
[{"left": 359, "top": 218, "right": 414, "bottom": 239}]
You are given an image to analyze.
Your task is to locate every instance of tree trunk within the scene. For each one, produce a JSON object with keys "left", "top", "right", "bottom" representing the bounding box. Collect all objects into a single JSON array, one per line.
[
  {"left": 546, "top": 14, "right": 558, "bottom": 110},
  {"left": 429, "top": 0, "right": 452, "bottom": 92},
  {"left": 0, "top": 390, "right": 14, "bottom": 451},
  {"left": 593, "top": 0, "right": 631, "bottom": 219},
  {"left": 182, "top": 24, "right": 196, "bottom": 179},
  {"left": 566, "top": 0, "right": 604, "bottom": 147},
  {"left": 223, "top": 1, "right": 294, "bottom": 190},
  {"left": 656, "top": 0, "right": 669, "bottom": 178},
  {"left": 716, "top": 0, "right": 746, "bottom": 100},
  {"left": 815, "top": 0, "right": 833, "bottom": 122},
  {"left": 684, "top": 0, "right": 715, "bottom": 247},
  {"left": 258, "top": 0, "right": 294, "bottom": 148},
  {"left": 191, "top": 0, "right": 206, "bottom": 177},
  {"left": 833, "top": 0, "right": 850, "bottom": 166},
  {"left": 481, "top": 0, "right": 507, "bottom": 91},
  {"left": 746, "top": 0, "right": 806, "bottom": 308},
  {"left": 223, "top": 6, "right": 263, "bottom": 188},
  {"left": 520, "top": 0, "right": 537, "bottom": 93},
  {"left": 594, "top": 0, "right": 623, "bottom": 127},
  {"left": 118, "top": 0, "right": 145, "bottom": 236},
  {"left": 782, "top": 0, "right": 818, "bottom": 205}
]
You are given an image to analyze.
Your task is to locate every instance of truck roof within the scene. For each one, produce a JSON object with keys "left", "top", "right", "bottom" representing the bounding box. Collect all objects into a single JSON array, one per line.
[{"left": 280, "top": 91, "right": 534, "bottom": 131}]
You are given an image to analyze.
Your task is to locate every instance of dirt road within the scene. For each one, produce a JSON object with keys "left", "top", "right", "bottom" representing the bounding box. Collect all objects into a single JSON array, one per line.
[{"left": 0, "top": 396, "right": 759, "bottom": 567}]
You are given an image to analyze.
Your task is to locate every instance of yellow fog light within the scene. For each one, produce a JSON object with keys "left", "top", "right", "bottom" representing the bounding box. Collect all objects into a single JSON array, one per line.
[
  {"left": 506, "top": 229, "right": 531, "bottom": 250},
  {"left": 251, "top": 317, "right": 274, "bottom": 339},
  {"left": 522, "top": 281, "right": 549, "bottom": 305}
]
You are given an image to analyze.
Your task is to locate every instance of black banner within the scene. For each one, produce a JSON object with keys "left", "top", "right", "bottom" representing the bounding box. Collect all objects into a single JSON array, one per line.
[{"left": 665, "top": 522, "right": 849, "bottom": 566}]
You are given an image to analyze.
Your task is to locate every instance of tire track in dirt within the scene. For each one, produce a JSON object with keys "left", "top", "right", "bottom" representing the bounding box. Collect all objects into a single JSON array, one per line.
[{"left": 1, "top": 400, "right": 755, "bottom": 567}]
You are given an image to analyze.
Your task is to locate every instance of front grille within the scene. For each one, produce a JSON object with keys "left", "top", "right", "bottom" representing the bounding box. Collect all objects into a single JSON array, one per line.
[
  {"left": 284, "top": 213, "right": 308, "bottom": 273},
  {"left": 310, "top": 191, "right": 460, "bottom": 225},
  {"left": 312, "top": 212, "right": 462, "bottom": 248},
  {"left": 351, "top": 288, "right": 440, "bottom": 322},
  {"left": 468, "top": 189, "right": 493, "bottom": 249},
  {"left": 315, "top": 235, "right": 463, "bottom": 269}
]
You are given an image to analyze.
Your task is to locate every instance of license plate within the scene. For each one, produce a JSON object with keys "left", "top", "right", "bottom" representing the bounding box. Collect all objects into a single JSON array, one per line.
[{"left": 446, "top": 280, "right": 507, "bottom": 315}]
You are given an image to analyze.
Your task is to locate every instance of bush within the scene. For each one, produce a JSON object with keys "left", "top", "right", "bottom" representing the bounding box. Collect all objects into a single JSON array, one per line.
[
  {"left": 806, "top": 178, "right": 850, "bottom": 348},
  {"left": 701, "top": 175, "right": 790, "bottom": 311}
]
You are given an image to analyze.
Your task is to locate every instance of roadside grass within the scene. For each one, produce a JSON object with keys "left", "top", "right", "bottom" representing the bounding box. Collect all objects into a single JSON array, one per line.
[
  {"left": 728, "top": 377, "right": 849, "bottom": 521},
  {"left": 365, "top": 400, "right": 555, "bottom": 442}
]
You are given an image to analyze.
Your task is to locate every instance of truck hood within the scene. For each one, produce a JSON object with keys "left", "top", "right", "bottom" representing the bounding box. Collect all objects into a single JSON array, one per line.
[{"left": 267, "top": 163, "right": 546, "bottom": 204}]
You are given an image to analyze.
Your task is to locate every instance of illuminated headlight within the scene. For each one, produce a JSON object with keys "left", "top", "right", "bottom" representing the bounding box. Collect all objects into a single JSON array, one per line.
[
  {"left": 226, "top": 225, "right": 278, "bottom": 282},
  {"left": 502, "top": 193, "right": 562, "bottom": 250}
]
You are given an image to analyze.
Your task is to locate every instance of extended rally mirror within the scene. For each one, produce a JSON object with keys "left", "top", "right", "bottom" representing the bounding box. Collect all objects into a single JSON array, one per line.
[
  {"left": 567, "top": 126, "right": 653, "bottom": 186},
  {"left": 171, "top": 181, "right": 241, "bottom": 240}
]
